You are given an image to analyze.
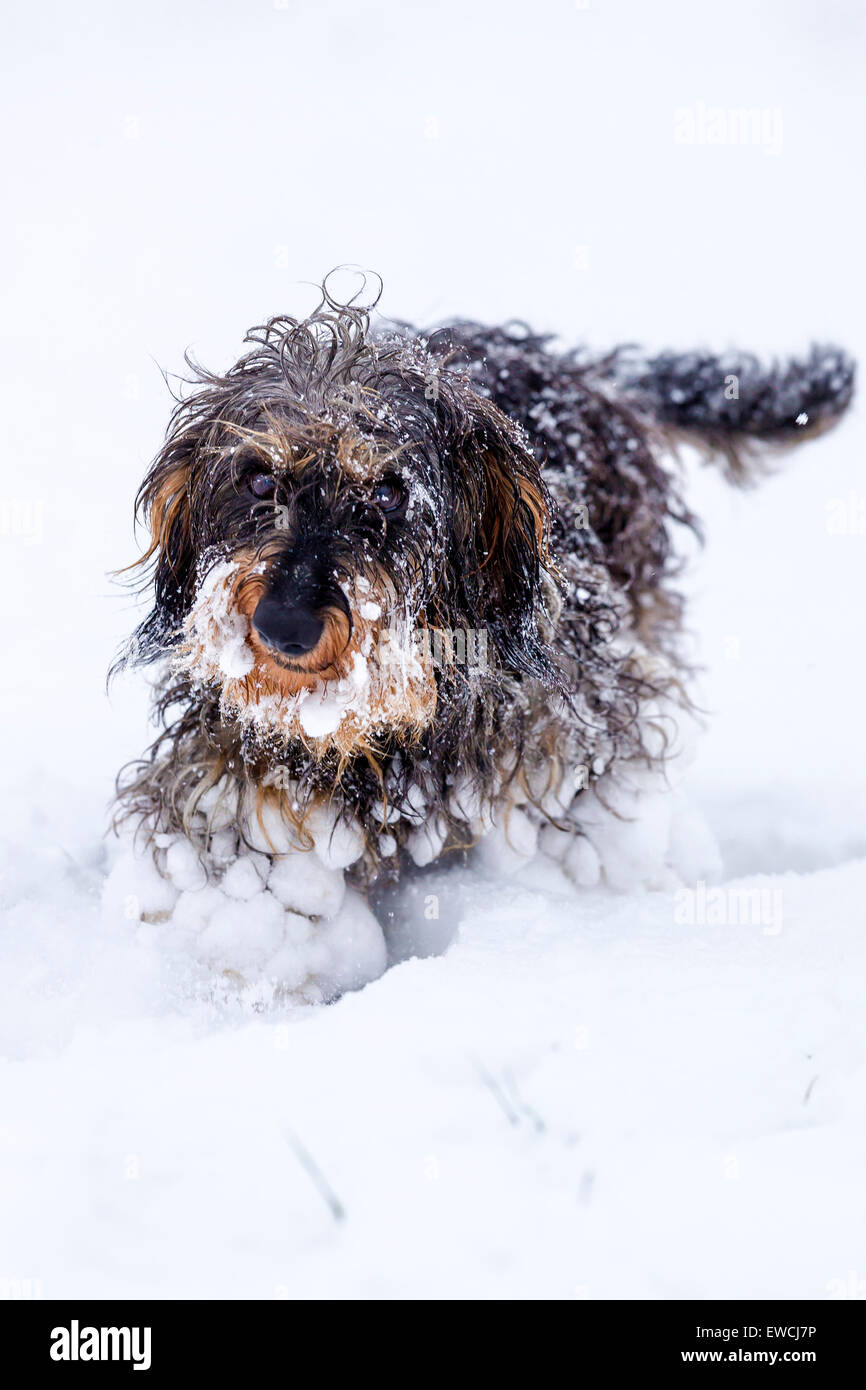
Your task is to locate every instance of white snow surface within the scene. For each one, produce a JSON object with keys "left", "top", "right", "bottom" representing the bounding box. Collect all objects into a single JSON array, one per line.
[{"left": 2, "top": 0, "right": 865, "bottom": 1300}]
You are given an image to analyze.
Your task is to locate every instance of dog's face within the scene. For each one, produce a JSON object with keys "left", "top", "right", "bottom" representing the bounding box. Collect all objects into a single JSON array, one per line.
[{"left": 127, "top": 306, "right": 559, "bottom": 758}]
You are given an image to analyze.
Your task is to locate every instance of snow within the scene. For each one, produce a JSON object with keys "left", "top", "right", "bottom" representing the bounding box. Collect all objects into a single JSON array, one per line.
[
  {"left": 3, "top": 801, "right": 866, "bottom": 1297},
  {"left": 183, "top": 559, "right": 255, "bottom": 681},
  {"left": 2, "top": 0, "right": 865, "bottom": 1300},
  {"left": 296, "top": 651, "right": 370, "bottom": 738}
]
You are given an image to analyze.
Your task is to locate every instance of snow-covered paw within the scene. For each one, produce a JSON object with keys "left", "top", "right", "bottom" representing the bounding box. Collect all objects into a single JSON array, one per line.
[
  {"left": 475, "top": 806, "right": 539, "bottom": 877},
  {"left": 570, "top": 776, "right": 681, "bottom": 891},
  {"left": 103, "top": 829, "right": 386, "bottom": 1003},
  {"left": 539, "top": 772, "right": 722, "bottom": 893}
]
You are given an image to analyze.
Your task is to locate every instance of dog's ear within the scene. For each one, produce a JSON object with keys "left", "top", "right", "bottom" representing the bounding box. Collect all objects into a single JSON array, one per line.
[
  {"left": 447, "top": 389, "right": 564, "bottom": 687},
  {"left": 116, "top": 435, "right": 197, "bottom": 669}
]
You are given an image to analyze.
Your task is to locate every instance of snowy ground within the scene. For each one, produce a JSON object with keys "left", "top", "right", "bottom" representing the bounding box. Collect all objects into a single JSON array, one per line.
[{"left": 2, "top": 0, "right": 865, "bottom": 1299}]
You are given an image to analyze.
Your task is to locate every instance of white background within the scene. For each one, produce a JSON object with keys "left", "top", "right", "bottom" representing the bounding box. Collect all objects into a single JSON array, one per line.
[{"left": 1, "top": 0, "right": 864, "bottom": 1299}]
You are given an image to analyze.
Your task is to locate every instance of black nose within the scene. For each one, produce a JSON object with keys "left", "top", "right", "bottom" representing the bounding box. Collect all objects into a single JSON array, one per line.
[{"left": 252, "top": 598, "right": 324, "bottom": 657}]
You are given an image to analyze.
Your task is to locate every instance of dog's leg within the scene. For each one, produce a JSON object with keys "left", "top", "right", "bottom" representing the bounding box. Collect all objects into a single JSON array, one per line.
[
  {"left": 540, "top": 691, "right": 722, "bottom": 893},
  {"left": 543, "top": 768, "right": 721, "bottom": 893},
  {"left": 103, "top": 796, "right": 386, "bottom": 1002}
]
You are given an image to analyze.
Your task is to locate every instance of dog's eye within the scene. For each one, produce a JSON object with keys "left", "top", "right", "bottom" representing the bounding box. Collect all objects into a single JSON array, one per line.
[
  {"left": 372, "top": 477, "right": 406, "bottom": 514},
  {"left": 248, "top": 472, "right": 276, "bottom": 499}
]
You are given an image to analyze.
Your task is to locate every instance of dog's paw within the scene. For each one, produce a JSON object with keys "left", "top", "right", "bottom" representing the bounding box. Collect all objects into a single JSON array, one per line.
[
  {"left": 540, "top": 772, "right": 721, "bottom": 893},
  {"left": 103, "top": 833, "right": 386, "bottom": 1003},
  {"left": 666, "top": 786, "right": 723, "bottom": 886},
  {"left": 475, "top": 807, "right": 540, "bottom": 877}
]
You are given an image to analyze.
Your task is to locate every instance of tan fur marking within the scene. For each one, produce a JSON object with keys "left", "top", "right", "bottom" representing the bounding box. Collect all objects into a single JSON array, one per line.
[{"left": 177, "top": 558, "right": 437, "bottom": 761}]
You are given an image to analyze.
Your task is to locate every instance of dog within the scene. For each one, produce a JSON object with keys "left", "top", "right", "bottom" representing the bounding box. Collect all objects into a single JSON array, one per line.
[{"left": 106, "top": 282, "right": 854, "bottom": 1000}]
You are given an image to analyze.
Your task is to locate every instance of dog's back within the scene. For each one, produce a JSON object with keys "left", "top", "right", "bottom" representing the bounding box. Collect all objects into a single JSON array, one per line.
[{"left": 417, "top": 320, "right": 855, "bottom": 647}]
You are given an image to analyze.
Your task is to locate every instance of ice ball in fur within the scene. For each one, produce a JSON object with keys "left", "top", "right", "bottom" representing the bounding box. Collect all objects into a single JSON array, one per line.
[{"left": 267, "top": 851, "right": 346, "bottom": 919}]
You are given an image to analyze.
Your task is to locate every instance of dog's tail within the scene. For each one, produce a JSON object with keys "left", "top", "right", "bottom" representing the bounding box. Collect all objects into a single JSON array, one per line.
[{"left": 612, "top": 344, "right": 855, "bottom": 481}]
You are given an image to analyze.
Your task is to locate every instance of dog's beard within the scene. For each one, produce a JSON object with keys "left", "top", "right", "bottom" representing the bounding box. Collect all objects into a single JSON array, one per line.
[{"left": 175, "top": 560, "right": 437, "bottom": 758}]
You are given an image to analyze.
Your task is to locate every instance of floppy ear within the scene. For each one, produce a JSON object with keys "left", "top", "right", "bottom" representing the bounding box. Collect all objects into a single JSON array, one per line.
[
  {"left": 447, "top": 388, "right": 564, "bottom": 687},
  {"left": 117, "top": 434, "right": 197, "bottom": 669}
]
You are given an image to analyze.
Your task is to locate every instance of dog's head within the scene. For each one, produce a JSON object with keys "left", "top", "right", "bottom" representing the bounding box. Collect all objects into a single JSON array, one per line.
[{"left": 123, "top": 296, "right": 562, "bottom": 758}]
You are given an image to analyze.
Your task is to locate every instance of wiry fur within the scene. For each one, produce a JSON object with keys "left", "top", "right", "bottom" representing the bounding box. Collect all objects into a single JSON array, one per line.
[{"left": 113, "top": 284, "right": 854, "bottom": 890}]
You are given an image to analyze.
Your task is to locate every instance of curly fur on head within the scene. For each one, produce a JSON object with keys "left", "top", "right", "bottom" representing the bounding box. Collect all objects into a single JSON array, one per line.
[{"left": 113, "top": 278, "right": 855, "bottom": 886}]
